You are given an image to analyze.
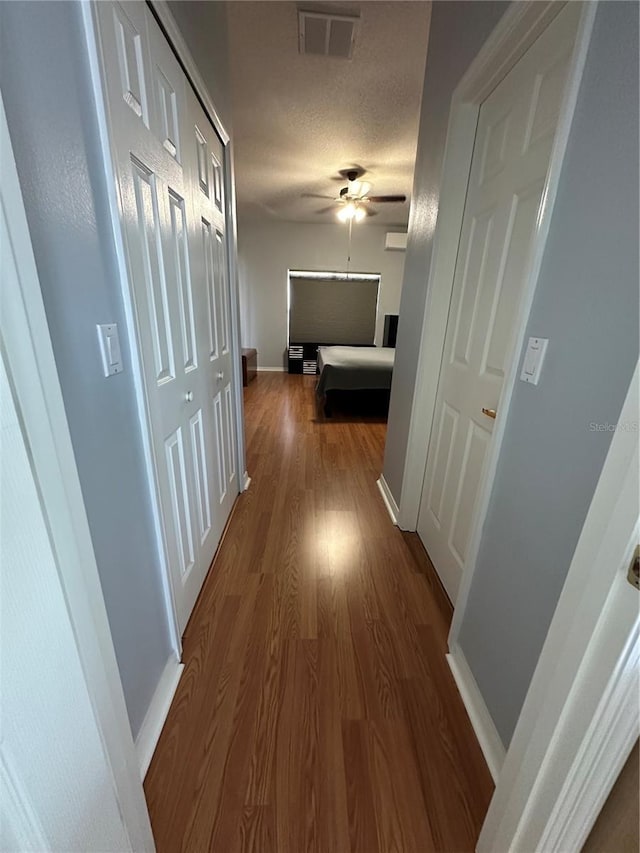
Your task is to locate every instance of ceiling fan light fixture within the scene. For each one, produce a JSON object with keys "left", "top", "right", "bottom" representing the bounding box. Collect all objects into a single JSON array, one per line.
[
  {"left": 337, "top": 202, "right": 356, "bottom": 222},
  {"left": 337, "top": 202, "right": 366, "bottom": 223}
]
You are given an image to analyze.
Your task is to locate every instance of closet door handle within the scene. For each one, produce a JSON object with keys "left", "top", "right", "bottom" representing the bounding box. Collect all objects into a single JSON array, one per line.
[{"left": 482, "top": 407, "right": 497, "bottom": 419}]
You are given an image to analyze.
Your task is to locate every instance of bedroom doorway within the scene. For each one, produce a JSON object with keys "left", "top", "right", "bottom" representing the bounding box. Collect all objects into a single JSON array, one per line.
[{"left": 286, "top": 270, "right": 380, "bottom": 374}]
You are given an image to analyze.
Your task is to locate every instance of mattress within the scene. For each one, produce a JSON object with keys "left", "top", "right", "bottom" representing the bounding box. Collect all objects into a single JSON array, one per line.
[{"left": 316, "top": 346, "right": 395, "bottom": 395}]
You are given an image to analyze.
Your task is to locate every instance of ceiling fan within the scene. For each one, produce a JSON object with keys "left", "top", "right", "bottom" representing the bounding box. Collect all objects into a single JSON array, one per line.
[{"left": 308, "top": 168, "right": 407, "bottom": 222}]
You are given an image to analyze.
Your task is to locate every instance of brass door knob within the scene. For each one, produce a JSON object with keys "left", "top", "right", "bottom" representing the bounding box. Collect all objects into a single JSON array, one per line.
[{"left": 482, "top": 407, "right": 497, "bottom": 419}]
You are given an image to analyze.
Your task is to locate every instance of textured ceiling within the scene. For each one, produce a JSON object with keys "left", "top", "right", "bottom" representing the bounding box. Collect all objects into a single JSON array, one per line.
[{"left": 227, "top": 1, "right": 430, "bottom": 227}]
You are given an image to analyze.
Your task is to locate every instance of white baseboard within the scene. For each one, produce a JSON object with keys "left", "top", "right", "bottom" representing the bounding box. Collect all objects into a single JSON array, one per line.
[
  {"left": 243, "top": 471, "right": 251, "bottom": 491},
  {"left": 447, "top": 645, "right": 505, "bottom": 782},
  {"left": 135, "top": 656, "right": 184, "bottom": 779},
  {"left": 257, "top": 366, "right": 284, "bottom": 372},
  {"left": 376, "top": 475, "right": 399, "bottom": 526}
]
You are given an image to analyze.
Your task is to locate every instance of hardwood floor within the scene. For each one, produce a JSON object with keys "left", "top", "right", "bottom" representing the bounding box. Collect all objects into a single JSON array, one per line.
[{"left": 144, "top": 373, "right": 494, "bottom": 852}]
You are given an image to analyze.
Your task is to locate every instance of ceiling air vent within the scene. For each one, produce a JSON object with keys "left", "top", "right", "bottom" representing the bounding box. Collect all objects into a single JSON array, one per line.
[{"left": 298, "top": 10, "right": 359, "bottom": 59}]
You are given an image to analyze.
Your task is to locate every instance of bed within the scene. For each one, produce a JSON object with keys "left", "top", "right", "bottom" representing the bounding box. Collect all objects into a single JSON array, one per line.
[{"left": 316, "top": 345, "right": 395, "bottom": 416}]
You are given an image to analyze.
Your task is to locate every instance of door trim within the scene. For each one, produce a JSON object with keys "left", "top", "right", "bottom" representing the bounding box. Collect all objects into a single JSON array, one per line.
[
  {"left": 395, "top": 2, "right": 596, "bottom": 623},
  {"left": 81, "top": 1, "right": 248, "bottom": 664},
  {"left": 477, "top": 362, "right": 639, "bottom": 851},
  {"left": 0, "top": 91, "right": 154, "bottom": 851}
]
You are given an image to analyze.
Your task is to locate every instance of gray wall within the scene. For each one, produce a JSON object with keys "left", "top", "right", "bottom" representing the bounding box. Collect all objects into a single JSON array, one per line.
[
  {"left": 458, "top": 1, "right": 639, "bottom": 746},
  {"left": 238, "top": 221, "right": 406, "bottom": 367},
  {"left": 382, "top": 0, "right": 507, "bottom": 501},
  {"left": 0, "top": 1, "right": 172, "bottom": 738},
  {"left": 167, "top": 0, "right": 232, "bottom": 133}
]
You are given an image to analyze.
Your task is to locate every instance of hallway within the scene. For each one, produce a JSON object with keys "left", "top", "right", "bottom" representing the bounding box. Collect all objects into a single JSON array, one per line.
[{"left": 144, "top": 373, "right": 493, "bottom": 852}]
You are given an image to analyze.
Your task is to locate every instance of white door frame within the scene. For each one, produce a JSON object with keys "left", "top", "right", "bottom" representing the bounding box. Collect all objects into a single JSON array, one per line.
[
  {"left": 396, "top": 2, "right": 596, "bottom": 633},
  {"left": 477, "top": 362, "right": 639, "bottom": 851},
  {"left": 0, "top": 92, "right": 154, "bottom": 851},
  {"left": 81, "top": 0, "right": 249, "bottom": 658}
]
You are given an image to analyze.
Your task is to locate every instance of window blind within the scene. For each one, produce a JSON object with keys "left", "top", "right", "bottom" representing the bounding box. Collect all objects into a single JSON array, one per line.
[{"left": 289, "top": 275, "right": 379, "bottom": 344}]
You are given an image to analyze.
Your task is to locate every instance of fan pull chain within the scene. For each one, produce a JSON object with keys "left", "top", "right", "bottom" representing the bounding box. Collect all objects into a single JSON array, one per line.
[{"left": 347, "top": 216, "right": 353, "bottom": 274}]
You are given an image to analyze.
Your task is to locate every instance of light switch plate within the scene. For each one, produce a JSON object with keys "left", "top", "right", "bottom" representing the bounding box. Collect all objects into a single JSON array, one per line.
[
  {"left": 97, "top": 323, "right": 123, "bottom": 377},
  {"left": 520, "top": 337, "right": 548, "bottom": 385}
]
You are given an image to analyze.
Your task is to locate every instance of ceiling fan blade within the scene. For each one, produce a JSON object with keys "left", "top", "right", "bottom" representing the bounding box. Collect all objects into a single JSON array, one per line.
[
  {"left": 315, "top": 204, "right": 337, "bottom": 215},
  {"left": 364, "top": 207, "right": 378, "bottom": 217},
  {"left": 367, "top": 195, "right": 407, "bottom": 204}
]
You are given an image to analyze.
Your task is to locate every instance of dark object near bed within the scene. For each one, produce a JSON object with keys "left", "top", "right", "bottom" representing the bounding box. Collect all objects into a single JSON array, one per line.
[
  {"left": 383, "top": 314, "right": 399, "bottom": 348},
  {"left": 316, "top": 345, "right": 395, "bottom": 416},
  {"left": 288, "top": 342, "right": 321, "bottom": 374}
]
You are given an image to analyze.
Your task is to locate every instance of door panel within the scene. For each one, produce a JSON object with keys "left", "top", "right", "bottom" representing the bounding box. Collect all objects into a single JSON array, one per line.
[
  {"left": 426, "top": 402, "right": 459, "bottom": 529},
  {"left": 167, "top": 190, "right": 197, "bottom": 373},
  {"left": 130, "top": 160, "right": 175, "bottom": 384},
  {"left": 449, "top": 421, "right": 490, "bottom": 564},
  {"left": 112, "top": 2, "right": 150, "bottom": 127},
  {"left": 195, "top": 127, "right": 209, "bottom": 196},
  {"left": 154, "top": 66, "right": 181, "bottom": 161},
  {"left": 216, "top": 230, "right": 230, "bottom": 355},
  {"left": 97, "top": 2, "right": 239, "bottom": 632},
  {"left": 417, "top": 3, "right": 579, "bottom": 603},
  {"left": 211, "top": 151, "right": 224, "bottom": 213},
  {"left": 189, "top": 408, "right": 212, "bottom": 545},
  {"left": 213, "top": 392, "right": 227, "bottom": 504},
  {"left": 165, "top": 427, "right": 196, "bottom": 578},
  {"left": 224, "top": 382, "right": 236, "bottom": 484},
  {"left": 482, "top": 180, "right": 545, "bottom": 377},
  {"left": 201, "top": 218, "right": 220, "bottom": 360}
]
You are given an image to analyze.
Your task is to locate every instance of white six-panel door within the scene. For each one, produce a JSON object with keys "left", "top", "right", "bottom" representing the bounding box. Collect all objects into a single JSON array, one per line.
[
  {"left": 185, "top": 86, "right": 237, "bottom": 531},
  {"left": 417, "top": 3, "right": 580, "bottom": 603},
  {"left": 96, "top": 2, "right": 238, "bottom": 632}
]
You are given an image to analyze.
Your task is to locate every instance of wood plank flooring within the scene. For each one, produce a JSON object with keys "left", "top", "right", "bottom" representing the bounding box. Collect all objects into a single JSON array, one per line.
[{"left": 144, "top": 373, "right": 494, "bottom": 852}]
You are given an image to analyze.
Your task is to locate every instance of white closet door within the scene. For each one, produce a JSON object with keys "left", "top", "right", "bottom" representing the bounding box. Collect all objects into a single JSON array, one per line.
[
  {"left": 417, "top": 3, "right": 580, "bottom": 603},
  {"left": 96, "top": 2, "right": 238, "bottom": 632},
  {"left": 185, "top": 88, "right": 237, "bottom": 526}
]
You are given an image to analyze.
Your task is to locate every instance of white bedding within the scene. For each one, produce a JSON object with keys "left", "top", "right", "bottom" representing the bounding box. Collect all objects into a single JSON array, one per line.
[{"left": 316, "top": 346, "right": 395, "bottom": 394}]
